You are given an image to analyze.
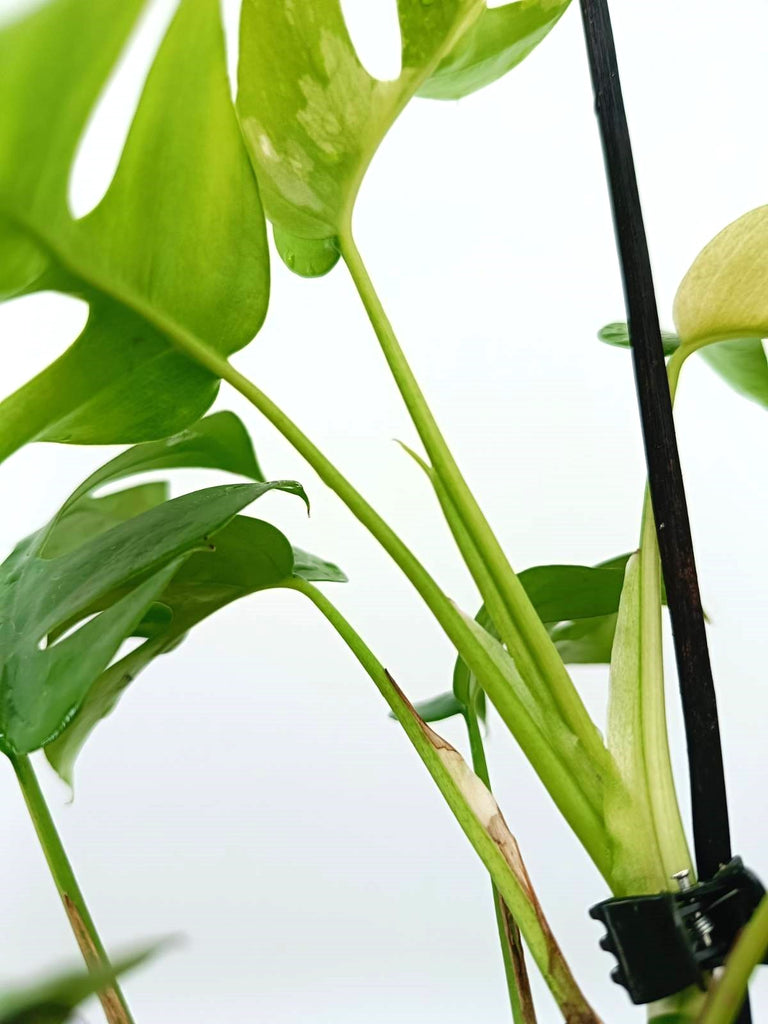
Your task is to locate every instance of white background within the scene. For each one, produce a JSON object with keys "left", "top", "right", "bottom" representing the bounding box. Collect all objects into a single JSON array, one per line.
[{"left": 0, "top": 0, "right": 767, "bottom": 1021}]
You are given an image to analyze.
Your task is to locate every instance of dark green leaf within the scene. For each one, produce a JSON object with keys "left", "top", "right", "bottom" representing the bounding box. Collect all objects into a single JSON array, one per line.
[
  {"left": 598, "top": 322, "right": 681, "bottom": 357},
  {"left": 419, "top": 0, "right": 571, "bottom": 100},
  {"left": 549, "top": 613, "right": 618, "bottom": 665},
  {"left": 0, "top": 479, "right": 305, "bottom": 755},
  {"left": 0, "top": 0, "right": 268, "bottom": 464},
  {"left": 46, "top": 515, "right": 345, "bottom": 784},
  {"left": 410, "top": 692, "right": 467, "bottom": 723},
  {"left": 0, "top": 945, "right": 158, "bottom": 1024}
]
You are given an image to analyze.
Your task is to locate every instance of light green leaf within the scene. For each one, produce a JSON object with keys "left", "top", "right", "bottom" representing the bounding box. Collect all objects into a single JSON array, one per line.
[
  {"left": 699, "top": 338, "right": 768, "bottom": 410},
  {"left": 273, "top": 227, "right": 340, "bottom": 279},
  {"left": 237, "top": 0, "right": 484, "bottom": 265},
  {"left": 0, "top": 0, "right": 268, "bottom": 464},
  {"left": 418, "top": 0, "right": 571, "bottom": 100},
  {"left": 46, "top": 516, "right": 345, "bottom": 784},
  {"left": 674, "top": 205, "right": 768, "bottom": 347},
  {"left": 0, "top": 945, "right": 158, "bottom": 1024},
  {"left": 0, "top": 478, "right": 306, "bottom": 755},
  {"left": 599, "top": 320, "right": 768, "bottom": 411}
]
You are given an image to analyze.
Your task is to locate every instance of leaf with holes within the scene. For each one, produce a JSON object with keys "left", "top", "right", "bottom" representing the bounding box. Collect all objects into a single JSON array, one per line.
[
  {"left": 236, "top": 0, "right": 486, "bottom": 274},
  {"left": 419, "top": 0, "right": 571, "bottom": 100},
  {"left": 0, "top": 0, "right": 267, "bottom": 465},
  {"left": 0, "top": 475, "right": 307, "bottom": 756}
]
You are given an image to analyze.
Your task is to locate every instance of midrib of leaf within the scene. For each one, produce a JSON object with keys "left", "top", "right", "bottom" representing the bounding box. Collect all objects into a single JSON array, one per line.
[{"left": 2, "top": 210, "right": 225, "bottom": 379}]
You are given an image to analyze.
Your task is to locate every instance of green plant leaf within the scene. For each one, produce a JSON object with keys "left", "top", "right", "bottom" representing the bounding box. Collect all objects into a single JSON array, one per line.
[
  {"left": 674, "top": 205, "right": 768, "bottom": 347},
  {"left": 0, "top": 477, "right": 306, "bottom": 756},
  {"left": 41, "top": 412, "right": 265, "bottom": 559},
  {"left": 46, "top": 515, "right": 345, "bottom": 784},
  {"left": 698, "top": 338, "right": 768, "bottom": 410},
  {"left": 0, "top": 945, "right": 158, "bottom": 1024},
  {"left": 236, "top": 0, "right": 485, "bottom": 267},
  {"left": 273, "top": 227, "right": 340, "bottom": 279},
  {"left": 599, "top": 321, "right": 768, "bottom": 411},
  {"left": 418, "top": 0, "right": 571, "bottom": 100},
  {"left": 0, "top": 0, "right": 268, "bottom": 465},
  {"left": 598, "top": 322, "right": 681, "bottom": 357},
  {"left": 410, "top": 692, "right": 467, "bottom": 723}
]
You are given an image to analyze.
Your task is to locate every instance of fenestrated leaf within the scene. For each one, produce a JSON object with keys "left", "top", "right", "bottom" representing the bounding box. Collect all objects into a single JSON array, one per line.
[
  {"left": 0, "top": 0, "right": 268, "bottom": 464},
  {"left": 0, "top": 480, "right": 306, "bottom": 755},
  {"left": 418, "top": 0, "right": 571, "bottom": 101},
  {"left": 236, "top": 0, "right": 484, "bottom": 267},
  {"left": 0, "top": 945, "right": 157, "bottom": 1024},
  {"left": 46, "top": 515, "right": 346, "bottom": 784}
]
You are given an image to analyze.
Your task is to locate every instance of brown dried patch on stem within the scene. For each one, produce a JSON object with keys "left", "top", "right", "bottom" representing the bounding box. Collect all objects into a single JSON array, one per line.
[
  {"left": 63, "top": 894, "right": 129, "bottom": 1024},
  {"left": 497, "top": 890, "right": 537, "bottom": 1024},
  {"left": 385, "top": 670, "right": 602, "bottom": 1024}
]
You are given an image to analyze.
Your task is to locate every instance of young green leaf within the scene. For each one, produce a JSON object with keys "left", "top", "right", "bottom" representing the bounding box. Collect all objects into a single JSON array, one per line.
[
  {"left": 409, "top": 692, "right": 467, "bottom": 723},
  {"left": 673, "top": 205, "right": 768, "bottom": 348},
  {"left": 598, "top": 321, "right": 681, "bottom": 357},
  {"left": 418, "top": 0, "right": 571, "bottom": 100},
  {"left": 236, "top": 0, "right": 485, "bottom": 271},
  {"left": 599, "top": 321, "right": 768, "bottom": 410},
  {"left": 698, "top": 338, "right": 768, "bottom": 410},
  {"left": 0, "top": 480, "right": 306, "bottom": 756},
  {"left": 0, "top": 0, "right": 268, "bottom": 464},
  {"left": 46, "top": 515, "right": 345, "bottom": 785},
  {"left": 0, "top": 945, "right": 158, "bottom": 1024}
]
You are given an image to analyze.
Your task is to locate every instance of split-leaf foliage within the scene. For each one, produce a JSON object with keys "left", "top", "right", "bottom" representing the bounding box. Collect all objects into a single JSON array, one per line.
[{"left": 1, "top": 0, "right": 766, "bottom": 1021}]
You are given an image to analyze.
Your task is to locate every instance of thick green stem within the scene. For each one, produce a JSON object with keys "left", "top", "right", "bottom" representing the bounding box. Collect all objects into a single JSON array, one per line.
[
  {"left": 10, "top": 753, "right": 135, "bottom": 1024},
  {"left": 466, "top": 710, "right": 534, "bottom": 1024},
  {"left": 340, "top": 230, "right": 608, "bottom": 776},
  {"left": 284, "top": 579, "right": 598, "bottom": 1022},
  {"left": 697, "top": 895, "right": 768, "bottom": 1024},
  {"left": 166, "top": 332, "right": 609, "bottom": 878}
]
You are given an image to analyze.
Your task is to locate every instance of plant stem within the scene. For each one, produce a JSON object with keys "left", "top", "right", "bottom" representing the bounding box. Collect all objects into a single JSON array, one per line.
[
  {"left": 283, "top": 578, "right": 598, "bottom": 1023},
  {"left": 339, "top": 230, "right": 607, "bottom": 775},
  {"left": 697, "top": 895, "right": 768, "bottom": 1024},
  {"left": 465, "top": 710, "right": 535, "bottom": 1024},
  {"left": 165, "top": 329, "right": 609, "bottom": 878},
  {"left": 10, "top": 753, "right": 135, "bottom": 1024}
]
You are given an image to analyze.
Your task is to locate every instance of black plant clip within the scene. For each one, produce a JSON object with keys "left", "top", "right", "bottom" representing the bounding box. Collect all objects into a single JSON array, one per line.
[{"left": 591, "top": 859, "right": 767, "bottom": 1005}]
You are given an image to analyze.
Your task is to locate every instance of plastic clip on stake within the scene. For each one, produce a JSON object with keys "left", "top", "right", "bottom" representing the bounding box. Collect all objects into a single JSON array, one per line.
[{"left": 590, "top": 859, "right": 768, "bottom": 1005}]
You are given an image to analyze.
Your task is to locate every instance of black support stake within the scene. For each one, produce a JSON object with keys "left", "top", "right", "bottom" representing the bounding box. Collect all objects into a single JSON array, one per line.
[{"left": 576, "top": 3, "right": 734, "bottom": 886}]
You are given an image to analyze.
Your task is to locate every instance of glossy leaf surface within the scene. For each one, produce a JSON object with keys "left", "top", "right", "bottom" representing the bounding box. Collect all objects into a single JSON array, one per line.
[
  {"left": 0, "top": 0, "right": 267, "bottom": 463},
  {"left": 46, "top": 515, "right": 345, "bottom": 784},
  {"left": 598, "top": 322, "right": 681, "bottom": 358},
  {"left": 0, "top": 478, "right": 306, "bottom": 756},
  {"left": 419, "top": 0, "right": 571, "bottom": 100}
]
